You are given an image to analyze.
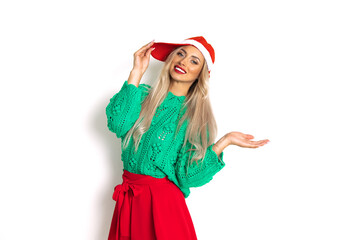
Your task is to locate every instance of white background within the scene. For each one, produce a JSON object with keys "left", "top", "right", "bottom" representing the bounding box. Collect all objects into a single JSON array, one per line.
[{"left": 1, "top": 0, "right": 359, "bottom": 239}]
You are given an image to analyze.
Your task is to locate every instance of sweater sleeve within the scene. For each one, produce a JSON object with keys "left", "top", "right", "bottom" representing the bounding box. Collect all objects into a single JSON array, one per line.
[
  {"left": 106, "top": 80, "right": 151, "bottom": 139},
  {"left": 175, "top": 140, "right": 225, "bottom": 190}
]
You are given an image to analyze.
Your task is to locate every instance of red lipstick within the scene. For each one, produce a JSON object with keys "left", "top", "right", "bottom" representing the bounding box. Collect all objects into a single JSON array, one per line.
[{"left": 174, "top": 65, "right": 186, "bottom": 74}]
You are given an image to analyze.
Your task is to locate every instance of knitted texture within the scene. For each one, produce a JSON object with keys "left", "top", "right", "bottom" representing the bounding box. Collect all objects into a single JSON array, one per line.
[{"left": 106, "top": 80, "right": 225, "bottom": 198}]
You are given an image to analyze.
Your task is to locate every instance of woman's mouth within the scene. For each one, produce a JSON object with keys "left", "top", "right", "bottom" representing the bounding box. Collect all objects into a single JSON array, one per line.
[{"left": 174, "top": 65, "right": 186, "bottom": 74}]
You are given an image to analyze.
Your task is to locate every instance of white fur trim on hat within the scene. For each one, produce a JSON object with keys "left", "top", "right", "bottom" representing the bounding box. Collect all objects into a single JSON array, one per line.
[{"left": 180, "top": 39, "right": 213, "bottom": 71}]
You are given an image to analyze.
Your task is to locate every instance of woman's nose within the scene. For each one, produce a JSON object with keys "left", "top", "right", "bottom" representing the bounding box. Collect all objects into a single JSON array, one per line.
[{"left": 179, "top": 57, "right": 187, "bottom": 66}]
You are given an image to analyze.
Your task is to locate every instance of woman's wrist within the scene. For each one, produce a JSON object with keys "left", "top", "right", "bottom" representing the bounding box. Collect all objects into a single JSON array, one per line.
[
  {"left": 127, "top": 69, "right": 143, "bottom": 87},
  {"left": 212, "top": 134, "right": 231, "bottom": 157}
]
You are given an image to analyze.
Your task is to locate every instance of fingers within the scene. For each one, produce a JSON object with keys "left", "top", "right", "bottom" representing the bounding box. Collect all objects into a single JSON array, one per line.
[
  {"left": 135, "top": 40, "right": 155, "bottom": 56},
  {"left": 236, "top": 132, "right": 254, "bottom": 139},
  {"left": 146, "top": 47, "right": 155, "bottom": 58},
  {"left": 245, "top": 134, "right": 254, "bottom": 139},
  {"left": 243, "top": 139, "right": 270, "bottom": 148},
  {"left": 250, "top": 139, "right": 270, "bottom": 147},
  {"left": 139, "top": 40, "right": 155, "bottom": 52},
  {"left": 230, "top": 131, "right": 270, "bottom": 149}
]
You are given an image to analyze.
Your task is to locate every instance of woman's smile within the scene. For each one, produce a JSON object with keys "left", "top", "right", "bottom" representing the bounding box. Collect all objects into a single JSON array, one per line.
[{"left": 174, "top": 65, "right": 186, "bottom": 74}]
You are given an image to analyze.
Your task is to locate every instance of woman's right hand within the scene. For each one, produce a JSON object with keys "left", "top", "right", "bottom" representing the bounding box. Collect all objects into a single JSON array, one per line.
[{"left": 131, "top": 40, "right": 155, "bottom": 77}]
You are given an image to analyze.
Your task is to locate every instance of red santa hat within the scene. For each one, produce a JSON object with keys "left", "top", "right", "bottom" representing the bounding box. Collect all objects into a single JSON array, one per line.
[{"left": 151, "top": 36, "right": 215, "bottom": 72}]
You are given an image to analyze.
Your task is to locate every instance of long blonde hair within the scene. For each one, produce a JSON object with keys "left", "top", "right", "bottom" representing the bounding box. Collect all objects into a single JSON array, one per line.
[{"left": 122, "top": 47, "right": 218, "bottom": 170}]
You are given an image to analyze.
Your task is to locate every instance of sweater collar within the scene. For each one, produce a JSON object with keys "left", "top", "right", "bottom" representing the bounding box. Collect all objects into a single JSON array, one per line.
[{"left": 167, "top": 91, "right": 186, "bottom": 103}]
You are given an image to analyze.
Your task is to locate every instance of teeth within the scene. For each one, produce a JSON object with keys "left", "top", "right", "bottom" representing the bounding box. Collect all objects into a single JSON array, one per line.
[{"left": 175, "top": 66, "right": 185, "bottom": 73}]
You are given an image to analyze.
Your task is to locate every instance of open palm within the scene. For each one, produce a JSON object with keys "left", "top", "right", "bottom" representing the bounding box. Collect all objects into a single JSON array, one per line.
[{"left": 227, "top": 131, "right": 269, "bottom": 148}]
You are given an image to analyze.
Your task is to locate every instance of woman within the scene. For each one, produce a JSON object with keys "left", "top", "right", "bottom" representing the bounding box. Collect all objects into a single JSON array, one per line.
[{"left": 106, "top": 36, "right": 270, "bottom": 240}]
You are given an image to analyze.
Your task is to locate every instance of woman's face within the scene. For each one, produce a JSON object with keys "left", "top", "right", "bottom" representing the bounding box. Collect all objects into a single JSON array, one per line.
[{"left": 169, "top": 45, "right": 205, "bottom": 82}]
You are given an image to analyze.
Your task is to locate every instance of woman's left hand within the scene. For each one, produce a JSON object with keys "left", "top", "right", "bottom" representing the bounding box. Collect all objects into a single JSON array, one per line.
[{"left": 226, "top": 131, "right": 270, "bottom": 148}]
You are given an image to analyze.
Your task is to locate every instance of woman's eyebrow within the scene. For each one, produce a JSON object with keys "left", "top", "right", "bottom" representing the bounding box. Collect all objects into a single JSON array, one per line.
[
  {"left": 180, "top": 48, "right": 201, "bottom": 62},
  {"left": 192, "top": 55, "right": 201, "bottom": 62},
  {"left": 180, "top": 48, "right": 187, "bottom": 54}
]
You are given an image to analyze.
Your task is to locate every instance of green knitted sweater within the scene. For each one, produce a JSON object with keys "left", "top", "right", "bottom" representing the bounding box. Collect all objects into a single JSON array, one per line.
[{"left": 106, "top": 80, "right": 225, "bottom": 198}]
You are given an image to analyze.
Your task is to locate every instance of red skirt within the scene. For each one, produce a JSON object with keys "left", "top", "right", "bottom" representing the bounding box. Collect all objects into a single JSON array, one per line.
[{"left": 108, "top": 170, "right": 197, "bottom": 240}]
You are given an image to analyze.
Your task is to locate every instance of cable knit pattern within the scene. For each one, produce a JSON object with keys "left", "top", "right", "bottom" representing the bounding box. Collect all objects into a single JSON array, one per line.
[{"left": 106, "top": 80, "right": 225, "bottom": 198}]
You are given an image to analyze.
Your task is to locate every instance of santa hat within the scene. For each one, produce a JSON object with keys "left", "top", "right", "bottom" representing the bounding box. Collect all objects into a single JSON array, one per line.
[{"left": 151, "top": 36, "right": 215, "bottom": 72}]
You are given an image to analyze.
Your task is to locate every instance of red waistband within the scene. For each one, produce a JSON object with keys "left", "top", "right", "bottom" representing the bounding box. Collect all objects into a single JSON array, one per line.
[{"left": 122, "top": 170, "right": 171, "bottom": 185}]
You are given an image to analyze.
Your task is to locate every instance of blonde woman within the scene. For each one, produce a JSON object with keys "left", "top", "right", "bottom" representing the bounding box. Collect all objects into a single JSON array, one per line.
[{"left": 106, "top": 36, "right": 270, "bottom": 240}]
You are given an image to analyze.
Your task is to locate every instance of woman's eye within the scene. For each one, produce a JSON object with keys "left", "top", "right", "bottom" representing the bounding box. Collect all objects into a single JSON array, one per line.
[
  {"left": 177, "top": 52, "right": 184, "bottom": 56},
  {"left": 191, "top": 60, "right": 198, "bottom": 65}
]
